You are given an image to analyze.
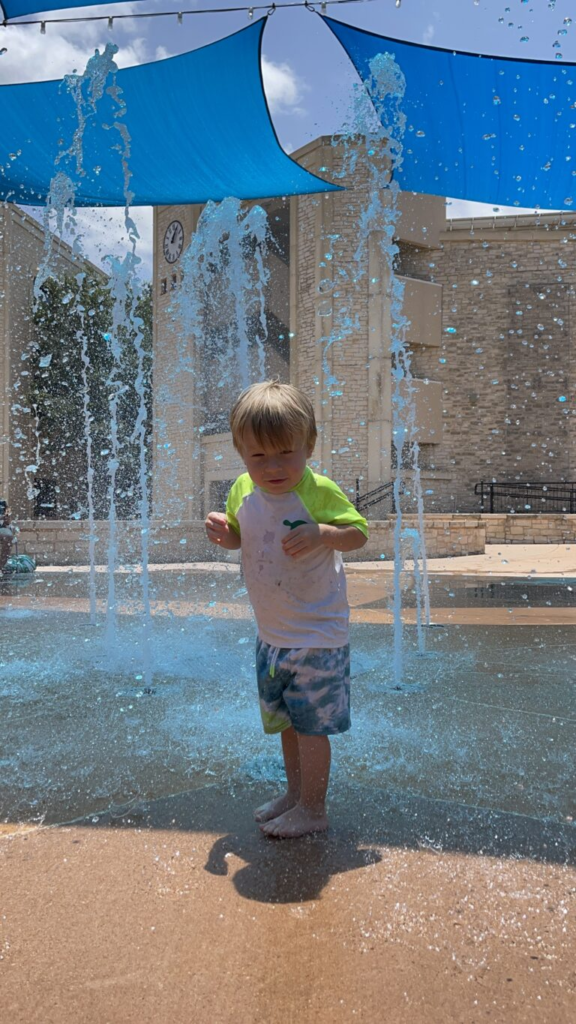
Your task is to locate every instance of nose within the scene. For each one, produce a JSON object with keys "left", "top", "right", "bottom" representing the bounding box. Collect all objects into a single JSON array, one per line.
[{"left": 265, "top": 452, "right": 282, "bottom": 472}]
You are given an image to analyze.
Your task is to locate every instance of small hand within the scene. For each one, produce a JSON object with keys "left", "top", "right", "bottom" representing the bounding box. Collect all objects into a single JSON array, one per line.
[
  {"left": 282, "top": 523, "right": 324, "bottom": 560},
  {"left": 205, "top": 511, "right": 231, "bottom": 546}
]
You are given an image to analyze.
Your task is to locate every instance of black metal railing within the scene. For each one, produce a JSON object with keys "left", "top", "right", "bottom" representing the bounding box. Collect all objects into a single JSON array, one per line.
[
  {"left": 355, "top": 479, "right": 395, "bottom": 515},
  {"left": 475, "top": 481, "right": 576, "bottom": 514}
]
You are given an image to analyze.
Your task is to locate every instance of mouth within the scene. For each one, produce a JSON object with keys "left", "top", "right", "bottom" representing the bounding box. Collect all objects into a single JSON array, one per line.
[{"left": 267, "top": 478, "right": 287, "bottom": 485}]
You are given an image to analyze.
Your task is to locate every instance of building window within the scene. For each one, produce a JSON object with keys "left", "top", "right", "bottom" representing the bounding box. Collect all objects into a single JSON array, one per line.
[
  {"left": 160, "top": 278, "right": 167, "bottom": 294},
  {"left": 171, "top": 273, "right": 178, "bottom": 290}
]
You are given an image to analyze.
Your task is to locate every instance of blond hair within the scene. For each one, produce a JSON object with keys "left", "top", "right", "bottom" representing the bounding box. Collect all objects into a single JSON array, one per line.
[{"left": 230, "top": 380, "right": 317, "bottom": 453}]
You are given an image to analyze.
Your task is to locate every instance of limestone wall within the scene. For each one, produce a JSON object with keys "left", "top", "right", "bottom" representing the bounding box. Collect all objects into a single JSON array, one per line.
[
  {"left": 16, "top": 514, "right": 576, "bottom": 566},
  {"left": 402, "top": 213, "right": 576, "bottom": 512},
  {"left": 14, "top": 513, "right": 485, "bottom": 565},
  {"left": 481, "top": 513, "right": 576, "bottom": 544}
]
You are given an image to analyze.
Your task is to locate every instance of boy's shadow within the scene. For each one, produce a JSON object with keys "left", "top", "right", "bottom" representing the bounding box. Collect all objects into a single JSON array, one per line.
[{"left": 205, "top": 827, "right": 382, "bottom": 904}]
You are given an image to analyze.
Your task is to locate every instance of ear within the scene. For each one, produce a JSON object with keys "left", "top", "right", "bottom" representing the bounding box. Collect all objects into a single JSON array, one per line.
[{"left": 306, "top": 441, "right": 315, "bottom": 458}]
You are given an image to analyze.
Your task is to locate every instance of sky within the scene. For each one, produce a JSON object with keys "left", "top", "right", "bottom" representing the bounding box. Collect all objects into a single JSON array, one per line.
[{"left": 1, "top": 0, "right": 575, "bottom": 277}]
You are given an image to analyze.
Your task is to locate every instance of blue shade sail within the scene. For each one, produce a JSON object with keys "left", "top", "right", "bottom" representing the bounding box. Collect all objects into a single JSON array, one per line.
[
  {"left": 0, "top": 20, "right": 338, "bottom": 207},
  {"left": 1, "top": 0, "right": 138, "bottom": 19},
  {"left": 325, "top": 16, "right": 576, "bottom": 210}
]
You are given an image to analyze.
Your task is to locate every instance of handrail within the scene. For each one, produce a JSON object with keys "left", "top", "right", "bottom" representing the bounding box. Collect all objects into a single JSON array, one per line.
[
  {"left": 355, "top": 479, "right": 395, "bottom": 514},
  {"left": 475, "top": 480, "right": 576, "bottom": 514}
]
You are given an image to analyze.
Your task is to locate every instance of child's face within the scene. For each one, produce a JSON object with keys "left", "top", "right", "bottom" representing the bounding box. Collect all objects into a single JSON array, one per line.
[{"left": 239, "top": 427, "right": 314, "bottom": 494}]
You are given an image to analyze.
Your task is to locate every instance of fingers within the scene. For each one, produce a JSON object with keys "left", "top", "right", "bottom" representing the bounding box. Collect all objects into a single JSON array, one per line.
[
  {"left": 205, "top": 511, "right": 228, "bottom": 544},
  {"left": 283, "top": 534, "right": 311, "bottom": 558},
  {"left": 282, "top": 524, "right": 318, "bottom": 558},
  {"left": 206, "top": 511, "right": 227, "bottom": 526}
]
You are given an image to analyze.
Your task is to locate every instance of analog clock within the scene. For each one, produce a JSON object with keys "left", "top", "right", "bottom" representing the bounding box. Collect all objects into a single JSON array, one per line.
[{"left": 163, "top": 220, "right": 184, "bottom": 264}]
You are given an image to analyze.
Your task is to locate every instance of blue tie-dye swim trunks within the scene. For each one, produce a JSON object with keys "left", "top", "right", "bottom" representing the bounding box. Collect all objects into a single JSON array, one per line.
[{"left": 255, "top": 639, "right": 351, "bottom": 736}]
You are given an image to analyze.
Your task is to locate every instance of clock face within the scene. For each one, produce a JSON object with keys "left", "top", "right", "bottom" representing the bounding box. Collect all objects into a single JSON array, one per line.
[{"left": 163, "top": 219, "right": 184, "bottom": 264}]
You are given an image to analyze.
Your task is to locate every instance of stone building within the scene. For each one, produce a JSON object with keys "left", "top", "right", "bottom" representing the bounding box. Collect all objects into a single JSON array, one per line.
[
  {"left": 152, "top": 136, "right": 444, "bottom": 522},
  {"left": 0, "top": 202, "right": 105, "bottom": 516},
  {"left": 402, "top": 212, "right": 576, "bottom": 511},
  {"left": 152, "top": 139, "right": 576, "bottom": 520}
]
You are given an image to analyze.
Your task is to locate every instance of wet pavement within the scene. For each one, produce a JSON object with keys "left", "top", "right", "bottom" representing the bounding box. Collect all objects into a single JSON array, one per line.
[{"left": 1, "top": 549, "right": 575, "bottom": 1021}]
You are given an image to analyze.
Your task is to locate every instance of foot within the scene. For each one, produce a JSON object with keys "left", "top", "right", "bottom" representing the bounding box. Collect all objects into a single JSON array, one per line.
[
  {"left": 254, "top": 792, "right": 297, "bottom": 823},
  {"left": 260, "top": 805, "right": 329, "bottom": 839}
]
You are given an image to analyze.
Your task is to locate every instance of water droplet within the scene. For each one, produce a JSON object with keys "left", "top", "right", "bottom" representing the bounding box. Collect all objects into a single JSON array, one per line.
[
  {"left": 444, "top": 326, "right": 457, "bottom": 334},
  {"left": 558, "top": 395, "right": 567, "bottom": 402},
  {"left": 470, "top": 279, "right": 480, "bottom": 286},
  {"left": 416, "top": 130, "right": 426, "bottom": 137},
  {"left": 520, "top": 36, "right": 529, "bottom": 43},
  {"left": 493, "top": 96, "right": 502, "bottom": 105},
  {"left": 39, "top": 354, "right": 52, "bottom": 368}
]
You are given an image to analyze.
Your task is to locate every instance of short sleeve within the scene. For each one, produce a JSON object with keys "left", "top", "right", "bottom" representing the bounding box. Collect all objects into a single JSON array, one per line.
[
  {"left": 225, "top": 473, "right": 253, "bottom": 536},
  {"left": 225, "top": 488, "right": 241, "bottom": 536},
  {"left": 298, "top": 472, "right": 368, "bottom": 538}
]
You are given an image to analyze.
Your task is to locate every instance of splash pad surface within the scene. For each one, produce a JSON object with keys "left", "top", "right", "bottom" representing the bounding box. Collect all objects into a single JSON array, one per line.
[
  {"left": 1, "top": 560, "right": 575, "bottom": 1024},
  {"left": 1, "top": 560, "right": 575, "bottom": 833}
]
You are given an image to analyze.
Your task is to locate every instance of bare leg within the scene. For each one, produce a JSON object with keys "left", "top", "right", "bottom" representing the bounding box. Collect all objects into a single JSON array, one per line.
[
  {"left": 260, "top": 734, "right": 330, "bottom": 838},
  {"left": 254, "top": 726, "right": 300, "bottom": 822}
]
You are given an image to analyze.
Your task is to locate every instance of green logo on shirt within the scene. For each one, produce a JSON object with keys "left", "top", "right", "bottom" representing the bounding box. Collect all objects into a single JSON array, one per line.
[{"left": 283, "top": 519, "right": 308, "bottom": 530}]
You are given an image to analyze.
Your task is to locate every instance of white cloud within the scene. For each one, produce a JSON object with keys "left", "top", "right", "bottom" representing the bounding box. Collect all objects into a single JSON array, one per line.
[
  {"left": 154, "top": 45, "right": 173, "bottom": 62},
  {"left": 26, "top": 204, "right": 153, "bottom": 280},
  {"left": 1, "top": 10, "right": 156, "bottom": 278},
  {"left": 0, "top": 5, "right": 156, "bottom": 85},
  {"left": 74, "top": 205, "right": 154, "bottom": 280},
  {"left": 261, "top": 54, "right": 307, "bottom": 115}
]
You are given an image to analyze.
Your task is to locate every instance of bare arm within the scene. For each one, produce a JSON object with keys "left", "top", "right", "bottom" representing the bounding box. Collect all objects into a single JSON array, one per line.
[
  {"left": 319, "top": 523, "right": 368, "bottom": 552},
  {"left": 205, "top": 511, "right": 242, "bottom": 551}
]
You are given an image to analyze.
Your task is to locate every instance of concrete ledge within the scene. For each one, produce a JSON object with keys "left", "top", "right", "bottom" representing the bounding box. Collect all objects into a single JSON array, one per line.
[
  {"left": 17, "top": 514, "right": 575, "bottom": 565},
  {"left": 16, "top": 515, "right": 486, "bottom": 565}
]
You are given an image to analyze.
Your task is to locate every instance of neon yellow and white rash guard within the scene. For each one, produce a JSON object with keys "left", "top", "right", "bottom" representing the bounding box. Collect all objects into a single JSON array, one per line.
[{"left": 226, "top": 466, "right": 368, "bottom": 649}]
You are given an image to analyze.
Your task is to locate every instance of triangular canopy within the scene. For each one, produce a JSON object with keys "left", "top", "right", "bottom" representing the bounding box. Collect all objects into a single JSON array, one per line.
[
  {"left": 0, "top": 19, "right": 338, "bottom": 206},
  {"left": 325, "top": 16, "right": 576, "bottom": 211},
  {"left": 1, "top": 0, "right": 135, "bottom": 19}
]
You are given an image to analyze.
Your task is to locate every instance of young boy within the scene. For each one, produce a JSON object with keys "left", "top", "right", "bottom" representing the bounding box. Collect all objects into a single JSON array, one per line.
[{"left": 205, "top": 381, "right": 368, "bottom": 838}]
